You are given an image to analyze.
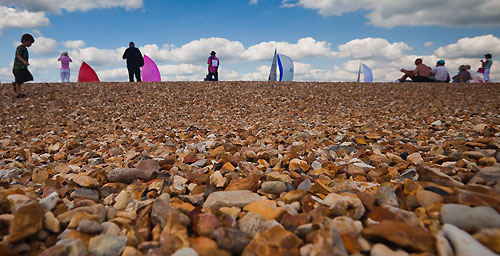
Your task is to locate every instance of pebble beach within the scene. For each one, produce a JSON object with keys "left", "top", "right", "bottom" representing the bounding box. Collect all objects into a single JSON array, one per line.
[{"left": 1, "top": 81, "right": 500, "bottom": 256}]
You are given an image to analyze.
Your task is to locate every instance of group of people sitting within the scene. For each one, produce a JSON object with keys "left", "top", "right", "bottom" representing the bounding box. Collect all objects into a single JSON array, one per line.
[{"left": 397, "top": 54, "right": 493, "bottom": 83}]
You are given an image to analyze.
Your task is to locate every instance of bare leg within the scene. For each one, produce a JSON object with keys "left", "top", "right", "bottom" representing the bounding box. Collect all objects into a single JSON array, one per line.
[
  {"left": 399, "top": 71, "right": 413, "bottom": 82},
  {"left": 13, "top": 83, "right": 19, "bottom": 96},
  {"left": 15, "top": 84, "right": 24, "bottom": 97},
  {"left": 399, "top": 74, "right": 409, "bottom": 82}
]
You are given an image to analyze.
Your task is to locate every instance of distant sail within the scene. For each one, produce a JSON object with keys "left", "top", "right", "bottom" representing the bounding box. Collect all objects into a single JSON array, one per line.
[
  {"left": 278, "top": 54, "right": 294, "bottom": 81},
  {"left": 78, "top": 61, "right": 99, "bottom": 82},
  {"left": 268, "top": 49, "right": 294, "bottom": 81},
  {"left": 361, "top": 64, "right": 373, "bottom": 82},
  {"left": 268, "top": 49, "right": 277, "bottom": 81},
  {"left": 142, "top": 55, "right": 161, "bottom": 82}
]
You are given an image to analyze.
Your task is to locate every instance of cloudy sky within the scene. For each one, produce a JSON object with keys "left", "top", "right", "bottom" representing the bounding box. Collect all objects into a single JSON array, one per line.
[{"left": 0, "top": 0, "right": 499, "bottom": 82}]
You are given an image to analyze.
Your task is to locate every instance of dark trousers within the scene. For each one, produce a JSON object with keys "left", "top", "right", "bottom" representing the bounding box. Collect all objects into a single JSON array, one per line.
[
  {"left": 207, "top": 71, "right": 218, "bottom": 81},
  {"left": 411, "top": 75, "right": 433, "bottom": 82},
  {"left": 128, "top": 66, "right": 141, "bottom": 82}
]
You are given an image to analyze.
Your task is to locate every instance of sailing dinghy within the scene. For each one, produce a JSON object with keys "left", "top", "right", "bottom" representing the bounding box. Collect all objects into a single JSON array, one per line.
[
  {"left": 78, "top": 62, "right": 100, "bottom": 82},
  {"left": 356, "top": 63, "right": 373, "bottom": 83},
  {"left": 268, "top": 49, "right": 294, "bottom": 81},
  {"left": 142, "top": 55, "right": 161, "bottom": 82}
]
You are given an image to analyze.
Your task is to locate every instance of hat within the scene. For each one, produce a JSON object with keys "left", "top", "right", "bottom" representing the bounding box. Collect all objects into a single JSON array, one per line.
[{"left": 437, "top": 59, "right": 445, "bottom": 65}]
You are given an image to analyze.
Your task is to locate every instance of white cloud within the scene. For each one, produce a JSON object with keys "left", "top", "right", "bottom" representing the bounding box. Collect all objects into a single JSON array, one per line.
[
  {"left": 63, "top": 40, "right": 86, "bottom": 49},
  {"left": 337, "top": 38, "right": 412, "bottom": 60},
  {"left": 249, "top": 0, "right": 258, "bottom": 4},
  {"left": 242, "top": 37, "right": 343, "bottom": 61},
  {"left": 70, "top": 47, "right": 125, "bottom": 67},
  {"left": 28, "top": 57, "right": 61, "bottom": 82},
  {"left": 0, "top": 0, "right": 142, "bottom": 34},
  {"left": 424, "top": 42, "right": 434, "bottom": 47},
  {"left": 91, "top": 64, "right": 207, "bottom": 81},
  {"left": 61, "top": 0, "right": 144, "bottom": 12},
  {"left": 3, "top": 34, "right": 498, "bottom": 83},
  {"left": 6, "top": 36, "right": 416, "bottom": 82},
  {"left": 282, "top": 0, "right": 500, "bottom": 27},
  {"left": 228, "top": 61, "right": 380, "bottom": 82},
  {"left": 343, "top": 59, "right": 402, "bottom": 82},
  {"left": 0, "top": 67, "right": 12, "bottom": 82},
  {"left": 1, "top": 0, "right": 60, "bottom": 13},
  {"left": 30, "top": 36, "right": 58, "bottom": 55},
  {"left": 293, "top": 62, "right": 356, "bottom": 81},
  {"left": 58, "top": 36, "right": 411, "bottom": 70},
  {"left": 142, "top": 37, "right": 345, "bottom": 64},
  {"left": 158, "top": 64, "right": 205, "bottom": 76},
  {"left": 434, "top": 34, "right": 500, "bottom": 58},
  {"left": 29, "top": 57, "right": 60, "bottom": 70},
  {"left": 1, "top": 0, "right": 144, "bottom": 14},
  {"left": 141, "top": 38, "right": 246, "bottom": 64},
  {"left": 281, "top": 0, "right": 368, "bottom": 16},
  {"left": 236, "top": 65, "right": 270, "bottom": 81},
  {"left": 0, "top": 6, "right": 49, "bottom": 34},
  {"left": 96, "top": 67, "right": 128, "bottom": 81},
  {"left": 158, "top": 64, "right": 206, "bottom": 81},
  {"left": 15, "top": 35, "right": 124, "bottom": 68}
]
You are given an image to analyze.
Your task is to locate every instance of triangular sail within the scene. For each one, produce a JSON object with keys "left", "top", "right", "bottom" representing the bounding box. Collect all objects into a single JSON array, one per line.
[
  {"left": 142, "top": 55, "right": 161, "bottom": 82},
  {"left": 268, "top": 49, "right": 277, "bottom": 81},
  {"left": 277, "top": 54, "right": 294, "bottom": 81},
  {"left": 361, "top": 64, "right": 373, "bottom": 82},
  {"left": 78, "top": 61, "right": 100, "bottom": 82}
]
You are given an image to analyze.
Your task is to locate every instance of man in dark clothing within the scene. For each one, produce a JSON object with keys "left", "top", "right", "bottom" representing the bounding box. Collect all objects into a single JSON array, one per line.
[{"left": 122, "top": 42, "right": 144, "bottom": 82}]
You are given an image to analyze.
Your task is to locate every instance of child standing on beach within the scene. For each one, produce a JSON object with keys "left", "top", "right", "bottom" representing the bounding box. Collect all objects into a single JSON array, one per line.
[
  {"left": 480, "top": 54, "right": 493, "bottom": 83},
  {"left": 58, "top": 51, "right": 72, "bottom": 82},
  {"left": 12, "top": 34, "right": 35, "bottom": 98}
]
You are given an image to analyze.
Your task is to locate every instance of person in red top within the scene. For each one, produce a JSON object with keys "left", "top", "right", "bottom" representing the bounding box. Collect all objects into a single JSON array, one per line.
[
  {"left": 207, "top": 51, "right": 219, "bottom": 81},
  {"left": 398, "top": 58, "right": 433, "bottom": 82}
]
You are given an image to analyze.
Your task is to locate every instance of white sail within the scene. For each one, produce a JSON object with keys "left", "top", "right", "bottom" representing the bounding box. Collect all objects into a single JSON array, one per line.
[
  {"left": 277, "top": 54, "right": 294, "bottom": 81},
  {"left": 361, "top": 64, "right": 373, "bottom": 82},
  {"left": 268, "top": 49, "right": 277, "bottom": 81}
]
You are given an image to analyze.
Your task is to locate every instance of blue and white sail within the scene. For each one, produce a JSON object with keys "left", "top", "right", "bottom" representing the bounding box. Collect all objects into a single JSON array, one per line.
[
  {"left": 268, "top": 49, "right": 294, "bottom": 81},
  {"left": 357, "top": 63, "right": 373, "bottom": 82}
]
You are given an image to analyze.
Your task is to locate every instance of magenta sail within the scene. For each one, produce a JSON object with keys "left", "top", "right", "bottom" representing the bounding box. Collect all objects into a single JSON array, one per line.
[{"left": 142, "top": 55, "right": 161, "bottom": 82}]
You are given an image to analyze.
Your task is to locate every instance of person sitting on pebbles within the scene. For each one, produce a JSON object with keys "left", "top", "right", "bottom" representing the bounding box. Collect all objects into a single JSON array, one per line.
[
  {"left": 430, "top": 59, "right": 450, "bottom": 83},
  {"left": 452, "top": 65, "right": 472, "bottom": 83},
  {"left": 397, "top": 58, "right": 433, "bottom": 82}
]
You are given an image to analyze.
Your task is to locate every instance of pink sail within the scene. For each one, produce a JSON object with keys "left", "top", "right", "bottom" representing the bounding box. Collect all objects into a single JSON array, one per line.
[{"left": 142, "top": 55, "right": 161, "bottom": 82}]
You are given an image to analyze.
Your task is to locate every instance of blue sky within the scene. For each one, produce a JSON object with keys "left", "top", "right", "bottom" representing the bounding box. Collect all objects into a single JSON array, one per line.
[{"left": 0, "top": 0, "right": 499, "bottom": 82}]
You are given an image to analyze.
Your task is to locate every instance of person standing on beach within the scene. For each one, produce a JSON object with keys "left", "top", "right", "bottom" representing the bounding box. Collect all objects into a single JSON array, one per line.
[
  {"left": 122, "top": 42, "right": 144, "bottom": 82},
  {"left": 207, "top": 51, "right": 219, "bottom": 81},
  {"left": 12, "top": 34, "right": 35, "bottom": 98},
  {"left": 480, "top": 54, "right": 493, "bottom": 83},
  {"left": 58, "top": 51, "right": 72, "bottom": 83}
]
